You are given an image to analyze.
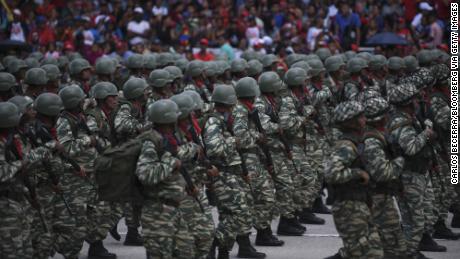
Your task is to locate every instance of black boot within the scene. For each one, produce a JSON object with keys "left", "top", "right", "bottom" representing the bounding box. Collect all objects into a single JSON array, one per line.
[
  {"left": 109, "top": 224, "right": 121, "bottom": 241},
  {"left": 88, "top": 240, "right": 116, "bottom": 259},
  {"left": 236, "top": 234, "right": 266, "bottom": 258},
  {"left": 277, "top": 216, "right": 305, "bottom": 236},
  {"left": 146, "top": 251, "right": 151, "bottom": 259},
  {"left": 299, "top": 208, "right": 325, "bottom": 225},
  {"left": 323, "top": 252, "right": 343, "bottom": 259},
  {"left": 217, "top": 242, "right": 230, "bottom": 259},
  {"left": 312, "top": 197, "right": 332, "bottom": 214},
  {"left": 415, "top": 251, "right": 431, "bottom": 259},
  {"left": 207, "top": 238, "right": 218, "bottom": 259},
  {"left": 255, "top": 228, "right": 284, "bottom": 246},
  {"left": 419, "top": 232, "right": 447, "bottom": 252},
  {"left": 294, "top": 211, "right": 307, "bottom": 231},
  {"left": 124, "top": 227, "right": 143, "bottom": 246},
  {"left": 451, "top": 213, "right": 460, "bottom": 228},
  {"left": 433, "top": 219, "right": 460, "bottom": 240}
]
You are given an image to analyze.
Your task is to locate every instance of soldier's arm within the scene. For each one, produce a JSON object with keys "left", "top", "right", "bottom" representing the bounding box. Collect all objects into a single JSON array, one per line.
[
  {"left": 363, "top": 137, "right": 403, "bottom": 182},
  {"left": 56, "top": 117, "right": 92, "bottom": 157},
  {"left": 86, "top": 114, "right": 111, "bottom": 150},
  {"left": 279, "top": 96, "right": 304, "bottom": 132},
  {"left": 203, "top": 117, "right": 228, "bottom": 158},
  {"left": 344, "top": 83, "right": 359, "bottom": 101},
  {"left": 308, "top": 85, "right": 331, "bottom": 106},
  {"left": 431, "top": 96, "right": 450, "bottom": 130},
  {"left": 394, "top": 123, "right": 429, "bottom": 156},
  {"left": 135, "top": 140, "right": 178, "bottom": 186},
  {"left": 0, "top": 142, "right": 22, "bottom": 182},
  {"left": 325, "top": 142, "right": 363, "bottom": 184},
  {"left": 113, "top": 104, "right": 141, "bottom": 136},
  {"left": 177, "top": 142, "right": 199, "bottom": 161},
  {"left": 254, "top": 98, "right": 279, "bottom": 134},
  {"left": 233, "top": 106, "right": 259, "bottom": 148}
]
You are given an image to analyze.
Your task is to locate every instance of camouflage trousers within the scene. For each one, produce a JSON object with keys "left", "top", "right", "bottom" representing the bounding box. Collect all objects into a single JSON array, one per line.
[
  {"left": 86, "top": 200, "right": 117, "bottom": 244},
  {"left": 290, "top": 144, "right": 316, "bottom": 211},
  {"left": 396, "top": 170, "right": 430, "bottom": 255},
  {"left": 239, "top": 151, "right": 276, "bottom": 230},
  {"left": 179, "top": 193, "right": 215, "bottom": 259},
  {"left": 371, "top": 194, "right": 407, "bottom": 258},
  {"left": 142, "top": 200, "right": 195, "bottom": 259},
  {"left": 0, "top": 197, "right": 33, "bottom": 259},
  {"left": 423, "top": 175, "right": 436, "bottom": 234},
  {"left": 431, "top": 155, "right": 456, "bottom": 222},
  {"left": 332, "top": 200, "right": 383, "bottom": 259},
  {"left": 271, "top": 149, "right": 296, "bottom": 219},
  {"left": 124, "top": 201, "right": 143, "bottom": 229},
  {"left": 214, "top": 165, "right": 252, "bottom": 249}
]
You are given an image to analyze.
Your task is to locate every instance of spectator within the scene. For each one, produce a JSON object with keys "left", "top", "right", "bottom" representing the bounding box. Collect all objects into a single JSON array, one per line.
[
  {"left": 152, "top": 1, "right": 168, "bottom": 18},
  {"left": 307, "top": 18, "right": 324, "bottom": 51},
  {"left": 218, "top": 36, "right": 235, "bottom": 61},
  {"left": 427, "top": 12, "right": 444, "bottom": 48},
  {"left": 246, "top": 16, "right": 260, "bottom": 47},
  {"left": 9, "top": 9, "right": 27, "bottom": 42},
  {"left": 335, "top": 1, "right": 361, "bottom": 50},
  {"left": 127, "top": 7, "right": 151, "bottom": 46},
  {"left": 193, "top": 38, "right": 215, "bottom": 61}
]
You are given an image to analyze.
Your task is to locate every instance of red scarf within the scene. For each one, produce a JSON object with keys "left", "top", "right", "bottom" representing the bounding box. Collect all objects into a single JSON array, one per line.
[
  {"left": 157, "top": 128, "right": 180, "bottom": 154},
  {"left": 190, "top": 114, "right": 202, "bottom": 135},
  {"left": 312, "top": 80, "right": 323, "bottom": 91},
  {"left": 101, "top": 106, "right": 112, "bottom": 121},
  {"left": 194, "top": 79, "right": 205, "bottom": 89},
  {"left": 265, "top": 93, "right": 277, "bottom": 109},
  {"left": 292, "top": 86, "right": 310, "bottom": 103},
  {"left": 1, "top": 130, "right": 23, "bottom": 160},
  {"left": 239, "top": 99, "right": 254, "bottom": 112},
  {"left": 50, "top": 127, "right": 58, "bottom": 139},
  {"left": 178, "top": 120, "right": 193, "bottom": 142}
]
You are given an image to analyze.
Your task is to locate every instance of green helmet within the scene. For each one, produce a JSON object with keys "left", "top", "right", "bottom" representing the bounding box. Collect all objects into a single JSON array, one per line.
[
  {"left": 388, "top": 83, "right": 418, "bottom": 105},
  {"left": 305, "top": 54, "right": 321, "bottom": 62},
  {"left": 0, "top": 72, "right": 17, "bottom": 91},
  {"left": 148, "top": 99, "right": 181, "bottom": 124},
  {"left": 315, "top": 48, "right": 332, "bottom": 62},
  {"left": 241, "top": 50, "right": 258, "bottom": 61},
  {"left": 34, "top": 93, "right": 63, "bottom": 116},
  {"left": 186, "top": 60, "right": 205, "bottom": 77},
  {"left": 182, "top": 90, "right": 204, "bottom": 110},
  {"left": 247, "top": 60, "right": 263, "bottom": 77},
  {"left": 258, "top": 71, "right": 282, "bottom": 93},
  {"left": 143, "top": 54, "right": 157, "bottom": 70},
  {"left": 148, "top": 69, "right": 173, "bottom": 88},
  {"left": 416, "top": 50, "right": 432, "bottom": 66},
  {"left": 332, "top": 101, "right": 364, "bottom": 123},
  {"left": 41, "top": 64, "right": 61, "bottom": 81},
  {"left": 171, "top": 94, "right": 194, "bottom": 119},
  {"left": 430, "top": 49, "right": 444, "bottom": 63},
  {"left": 28, "top": 52, "right": 44, "bottom": 61},
  {"left": 357, "top": 52, "right": 372, "bottom": 62},
  {"left": 95, "top": 57, "right": 116, "bottom": 75},
  {"left": 126, "top": 54, "right": 144, "bottom": 70},
  {"left": 215, "top": 61, "right": 231, "bottom": 75},
  {"left": 0, "top": 102, "right": 20, "bottom": 128},
  {"left": 284, "top": 67, "right": 308, "bottom": 86},
  {"left": 69, "top": 58, "right": 91, "bottom": 75},
  {"left": 175, "top": 58, "right": 189, "bottom": 73},
  {"left": 8, "top": 95, "right": 34, "bottom": 115},
  {"left": 41, "top": 57, "right": 59, "bottom": 66},
  {"left": 123, "top": 77, "right": 149, "bottom": 100},
  {"left": 68, "top": 52, "right": 83, "bottom": 61},
  {"left": 231, "top": 59, "right": 249, "bottom": 73},
  {"left": 344, "top": 50, "right": 357, "bottom": 61},
  {"left": 157, "top": 53, "right": 175, "bottom": 68},
  {"left": 307, "top": 59, "right": 326, "bottom": 77},
  {"left": 235, "top": 77, "right": 260, "bottom": 98},
  {"left": 204, "top": 62, "right": 218, "bottom": 77},
  {"left": 58, "top": 56, "right": 69, "bottom": 69},
  {"left": 0, "top": 62, "right": 4, "bottom": 71},
  {"left": 92, "top": 82, "right": 118, "bottom": 99},
  {"left": 25, "top": 57, "right": 40, "bottom": 69},
  {"left": 59, "top": 85, "right": 86, "bottom": 109},
  {"left": 325, "top": 55, "right": 345, "bottom": 72},
  {"left": 291, "top": 61, "right": 312, "bottom": 75},
  {"left": 403, "top": 56, "right": 419, "bottom": 73},
  {"left": 388, "top": 56, "right": 405, "bottom": 71},
  {"left": 364, "top": 97, "right": 389, "bottom": 122},
  {"left": 212, "top": 84, "right": 237, "bottom": 105},
  {"left": 2, "top": 55, "right": 18, "bottom": 68},
  {"left": 285, "top": 54, "right": 302, "bottom": 68},
  {"left": 261, "top": 54, "right": 278, "bottom": 68},
  {"left": 164, "top": 66, "right": 183, "bottom": 80},
  {"left": 368, "top": 55, "right": 387, "bottom": 71},
  {"left": 25, "top": 68, "right": 48, "bottom": 85},
  {"left": 7, "top": 59, "right": 28, "bottom": 74},
  {"left": 347, "top": 57, "right": 367, "bottom": 73}
]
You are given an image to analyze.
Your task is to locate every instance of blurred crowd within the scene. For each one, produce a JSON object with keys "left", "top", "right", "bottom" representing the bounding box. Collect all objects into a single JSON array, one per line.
[{"left": 0, "top": 0, "right": 452, "bottom": 63}]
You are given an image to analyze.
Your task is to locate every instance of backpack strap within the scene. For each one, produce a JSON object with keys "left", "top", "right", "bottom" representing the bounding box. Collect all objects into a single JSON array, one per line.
[
  {"left": 363, "top": 130, "right": 387, "bottom": 146},
  {"left": 59, "top": 111, "right": 79, "bottom": 138},
  {"left": 138, "top": 130, "right": 164, "bottom": 157}
]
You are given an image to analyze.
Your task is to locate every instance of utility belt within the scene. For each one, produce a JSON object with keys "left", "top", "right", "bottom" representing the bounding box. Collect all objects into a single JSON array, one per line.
[
  {"left": 0, "top": 190, "right": 24, "bottom": 202},
  {"left": 144, "top": 197, "right": 181, "bottom": 208},
  {"left": 372, "top": 180, "right": 402, "bottom": 196},
  {"left": 329, "top": 182, "right": 370, "bottom": 204},
  {"left": 288, "top": 138, "right": 306, "bottom": 145},
  {"left": 238, "top": 147, "right": 258, "bottom": 153}
]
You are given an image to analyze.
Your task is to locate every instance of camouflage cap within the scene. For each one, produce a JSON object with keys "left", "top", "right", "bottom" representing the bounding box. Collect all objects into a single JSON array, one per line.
[
  {"left": 324, "top": 55, "right": 345, "bottom": 72},
  {"left": 2, "top": 55, "right": 18, "bottom": 68},
  {"left": 235, "top": 77, "right": 260, "bottom": 97},
  {"left": 157, "top": 52, "right": 175, "bottom": 68},
  {"left": 123, "top": 77, "right": 149, "bottom": 100},
  {"left": 291, "top": 61, "right": 312, "bottom": 75},
  {"left": 41, "top": 64, "right": 61, "bottom": 81},
  {"left": 216, "top": 60, "right": 231, "bottom": 75},
  {"left": 284, "top": 67, "right": 309, "bottom": 86},
  {"left": 186, "top": 60, "right": 205, "bottom": 77},
  {"left": 388, "top": 83, "right": 418, "bottom": 105},
  {"left": 204, "top": 62, "right": 218, "bottom": 77},
  {"left": 307, "top": 59, "right": 325, "bottom": 77},
  {"left": 364, "top": 97, "right": 389, "bottom": 122},
  {"left": 247, "top": 60, "right": 263, "bottom": 77},
  {"left": 28, "top": 52, "right": 44, "bottom": 61},
  {"left": 258, "top": 71, "right": 282, "bottom": 93},
  {"left": 91, "top": 82, "right": 118, "bottom": 99},
  {"left": 175, "top": 58, "right": 189, "bottom": 73},
  {"left": 347, "top": 57, "right": 367, "bottom": 73},
  {"left": 241, "top": 50, "right": 258, "bottom": 61},
  {"left": 416, "top": 50, "right": 432, "bottom": 66},
  {"left": 95, "top": 57, "right": 116, "bottom": 75},
  {"left": 59, "top": 85, "right": 86, "bottom": 109},
  {"left": 368, "top": 55, "right": 387, "bottom": 71},
  {"left": 403, "top": 56, "right": 419, "bottom": 73},
  {"left": 69, "top": 58, "right": 91, "bottom": 75},
  {"left": 68, "top": 52, "right": 83, "bottom": 61},
  {"left": 332, "top": 101, "right": 364, "bottom": 123},
  {"left": 58, "top": 56, "right": 69, "bottom": 68},
  {"left": 388, "top": 56, "right": 404, "bottom": 71},
  {"left": 34, "top": 93, "right": 63, "bottom": 116},
  {"left": 8, "top": 95, "right": 34, "bottom": 115},
  {"left": 25, "top": 68, "right": 48, "bottom": 85},
  {"left": 315, "top": 48, "right": 332, "bottom": 62},
  {"left": 344, "top": 50, "right": 357, "bottom": 61},
  {"left": 148, "top": 69, "right": 173, "bottom": 88},
  {"left": 143, "top": 54, "right": 157, "bottom": 70},
  {"left": 285, "top": 54, "right": 303, "bottom": 68},
  {"left": 357, "top": 52, "right": 373, "bottom": 62}
]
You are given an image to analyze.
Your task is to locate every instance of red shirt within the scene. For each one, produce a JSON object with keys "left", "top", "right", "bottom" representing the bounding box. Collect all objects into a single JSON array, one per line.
[
  {"left": 403, "top": 0, "right": 417, "bottom": 22},
  {"left": 193, "top": 51, "right": 215, "bottom": 61}
]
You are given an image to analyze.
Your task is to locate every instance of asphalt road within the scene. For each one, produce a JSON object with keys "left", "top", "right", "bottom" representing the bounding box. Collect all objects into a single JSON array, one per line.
[{"left": 51, "top": 209, "right": 460, "bottom": 259}]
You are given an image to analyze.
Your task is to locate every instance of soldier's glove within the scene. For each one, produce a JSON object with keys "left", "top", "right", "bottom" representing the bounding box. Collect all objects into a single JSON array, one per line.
[{"left": 77, "top": 167, "right": 87, "bottom": 178}]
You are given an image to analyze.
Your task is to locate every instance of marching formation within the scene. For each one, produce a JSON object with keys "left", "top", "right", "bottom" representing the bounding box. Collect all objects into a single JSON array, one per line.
[{"left": 0, "top": 48, "right": 456, "bottom": 259}]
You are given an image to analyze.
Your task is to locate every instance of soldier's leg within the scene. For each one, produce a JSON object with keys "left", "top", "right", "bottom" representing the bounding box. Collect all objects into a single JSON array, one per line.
[
  {"left": 30, "top": 206, "right": 53, "bottom": 259},
  {"left": 175, "top": 210, "right": 196, "bottom": 259},
  {"left": 142, "top": 202, "right": 176, "bottom": 259},
  {"left": 397, "top": 171, "right": 426, "bottom": 256},
  {"left": 332, "top": 200, "right": 384, "bottom": 259},
  {"left": 123, "top": 201, "right": 143, "bottom": 246},
  {"left": 86, "top": 199, "right": 116, "bottom": 258},
  {"left": 371, "top": 194, "right": 407, "bottom": 258},
  {"left": 193, "top": 192, "right": 215, "bottom": 259},
  {"left": 271, "top": 152, "right": 296, "bottom": 219},
  {"left": 291, "top": 144, "right": 316, "bottom": 212}
]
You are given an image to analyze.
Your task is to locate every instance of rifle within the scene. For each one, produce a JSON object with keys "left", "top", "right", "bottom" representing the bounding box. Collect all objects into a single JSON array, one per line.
[{"left": 248, "top": 109, "right": 274, "bottom": 173}]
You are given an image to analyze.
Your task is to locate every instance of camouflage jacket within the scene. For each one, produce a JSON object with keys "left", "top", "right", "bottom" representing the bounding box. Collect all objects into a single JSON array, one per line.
[
  {"left": 86, "top": 106, "right": 114, "bottom": 151},
  {"left": 113, "top": 101, "right": 146, "bottom": 144},
  {"left": 279, "top": 88, "right": 315, "bottom": 142},
  {"left": 232, "top": 102, "right": 263, "bottom": 152},
  {"left": 254, "top": 94, "right": 284, "bottom": 150},
  {"left": 307, "top": 80, "right": 333, "bottom": 128},
  {"left": 184, "top": 82, "right": 213, "bottom": 113}
]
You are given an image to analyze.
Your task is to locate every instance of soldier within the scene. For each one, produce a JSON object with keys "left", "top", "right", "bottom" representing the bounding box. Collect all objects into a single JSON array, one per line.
[
  {"left": 55, "top": 85, "right": 98, "bottom": 259},
  {"left": 184, "top": 60, "right": 213, "bottom": 112},
  {"left": 126, "top": 54, "right": 145, "bottom": 78},
  {"left": 148, "top": 69, "right": 174, "bottom": 101},
  {"left": 255, "top": 72, "right": 305, "bottom": 236},
  {"left": 233, "top": 77, "right": 284, "bottom": 248},
  {"left": 387, "top": 83, "right": 445, "bottom": 258},
  {"left": 203, "top": 84, "right": 266, "bottom": 259},
  {"left": 215, "top": 61, "right": 233, "bottom": 85},
  {"left": 58, "top": 56, "right": 70, "bottom": 84},
  {"left": 156, "top": 52, "right": 175, "bottom": 69},
  {"left": 325, "top": 101, "right": 383, "bottom": 259},
  {"left": 41, "top": 64, "right": 62, "bottom": 94},
  {"left": 400, "top": 55, "right": 434, "bottom": 91},
  {"left": 7, "top": 59, "right": 28, "bottom": 93},
  {"left": 0, "top": 102, "right": 34, "bottom": 259},
  {"left": 0, "top": 72, "right": 17, "bottom": 101},
  {"left": 230, "top": 59, "right": 249, "bottom": 85},
  {"left": 164, "top": 65, "right": 184, "bottom": 94},
  {"left": 247, "top": 60, "right": 264, "bottom": 80},
  {"left": 280, "top": 68, "right": 324, "bottom": 225},
  {"left": 143, "top": 54, "right": 157, "bottom": 78},
  {"left": 68, "top": 58, "right": 92, "bottom": 95},
  {"left": 112, "top": 77, "right": 149, "bottom": 246},
  {"left": 204, "top": 62, "right": 219, "bottom": 89},
  {"left": 362, "top": 97, "right": 408, "bottom": 258},
  {"left": 24, "top": 68, "right": 49, "bottom": 99},
  {"left": 315, "top": 48, "right": 332, "bottom": 63},
  {"left": 343, "top": 57, "right": 370, "bottom": 102},
  {"left": 136, "top": 99, "right": 194, "bottom": 258},
  {"left": 367, "top": 55, "right": 388, "bottom": 98},
  {"left": 171, "top": 94, "right": 216, "bottom": 258},
  {"left": 384, "top": 56, "right": 404, "bottom": 94},
  {"left": 94, "top": 57, "right": 117, "bottom": 84},
  {"left": 261, "top": 54, "right": 278, "bottom": 72},
  {"left": 84, "top": 82, "right": 121, "bottom": 259}
]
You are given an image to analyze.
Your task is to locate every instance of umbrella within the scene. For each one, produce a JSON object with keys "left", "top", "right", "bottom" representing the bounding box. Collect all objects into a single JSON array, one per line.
[
  {"left": 0, "top": 40, "right": 32, "bottom": 52},
  {"left": 365, "top": 32, "right": 409, "bottom": 46}
]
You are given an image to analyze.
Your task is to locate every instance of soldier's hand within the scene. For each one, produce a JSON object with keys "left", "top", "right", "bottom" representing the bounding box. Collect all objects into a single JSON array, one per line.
[
  {"left": 278, "top": 128, "right": 284, "bottom": 135},
  {"left": 359, "top": 171, "right": 370, "bottom": 185},
  {"left": 287, "top": 151, "right": 293, "bottom": 160},
  {"left": 78, "top": 167, "right": 87, "bottom": 178},
  {"left": 425, "top": 128, "right": 435, "bottom": 140},
  {"left": 54, "top": 142, "right": 65, "bottom": 154},
  {"left": 242, "top": 174, "right": 251, "bottom": 184},
  {"left": 89, "top": 136, "right": 97, "bottom": 147},
  {"left": 52, "top": 184, "right": 63, "bottom": 194},
  {"left": 196, "top": 146, "right": 205, "bottom": 161},
  {"left": 174, "top": 160, "right": 182, "bottom": 171},
  {"left": 207, "top": 165, "right": 219, "bottom": 177},
  {"left": 234, "top": 137, "right": 241, "bottom": 148},
  {"left": 257, "top": 135, "right": 267, "bottom": 145}
]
